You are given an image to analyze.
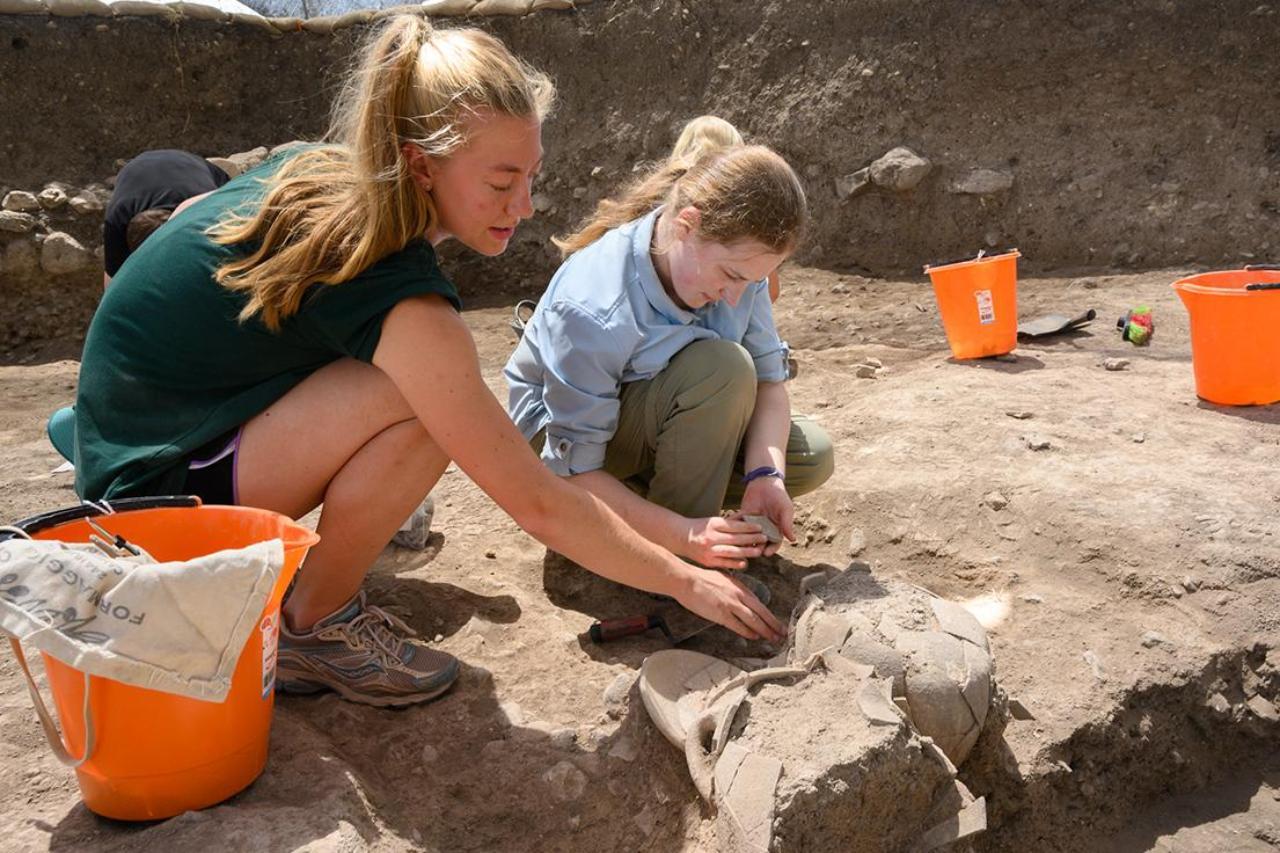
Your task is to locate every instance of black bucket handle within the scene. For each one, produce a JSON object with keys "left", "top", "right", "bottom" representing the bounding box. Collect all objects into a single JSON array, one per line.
[{"left": 1, "top": 496, "right": 201, "bottom": 543}]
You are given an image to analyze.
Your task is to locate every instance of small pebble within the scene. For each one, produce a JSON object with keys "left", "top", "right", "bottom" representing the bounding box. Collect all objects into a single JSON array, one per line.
[
  {"left": 1141, "top": 631, "right": 1169, "bottom": 649},
  {"left": 855, "top": 364, "right": 877, "bottom": 379},
  {"left": 1020, "top": 594, "right": 1043, "bottom": 604},
  {"left": 1132, "top": 433, "right": 1146, "bottom": 444},
  {"left": 1083, "top": 650, "right": 1106, "bottom": 681},
  {"left": 1103, "top": 358, "right": 1131, "bottom": 371},
  {"left": 550, "top": 728, "right": 577, "bottom": 750},
  {"left": 1006, "top": 410, "right": 1034, "bottom": 420},
  {"left": 421, "top": 744, "right": 438, "bottom": 764},
  {"left": 484, "top": 550, "right": 497, "bottom": 559},
  {"left": 602, "top": 672, "right": 634, "bottom": 710},
  {"left": 984, "top": 491, "right": 1009, "bottom": 511},
  {"left": 863, "top": 356, "right": 883, "bottom": 368},
  {"left": 847, "top": 527, "right": 866, "bottom": 556},
  {"left": 1026, "top": 436, "right": 1052, "bottom": 451},
  {"left": 1207, "top": 692, "right": 1231, "bottom": 715}
]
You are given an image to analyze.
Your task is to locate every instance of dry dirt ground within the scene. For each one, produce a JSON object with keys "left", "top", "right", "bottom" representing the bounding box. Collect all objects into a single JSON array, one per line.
[{"left": 1, "top": 266, "right": 1279, "bottom": 852}]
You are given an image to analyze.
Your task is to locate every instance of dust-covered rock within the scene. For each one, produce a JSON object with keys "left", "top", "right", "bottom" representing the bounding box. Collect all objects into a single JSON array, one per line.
[
  {"left": 1, "top": 191, "right": 39, "bottom": 212},
  {"left": 835, "top": 168, "right": 871, "bottom": 199},
  {"left": 847, "top": 528, "right": 866, "bottom": 557},
  {"left": 37, "top": 186, "right": 68, "bottom": 209},
  {"left": 68, "top": 191, "right": 104, "bottom": 215},
  {"left": 40, "top": 232, "right": 93, "bottom": 274},
  {"left": 1, "top": 239, "right": 39, "bottom": 277},
  {"left": 0, "top": 211, "right": 37, "bottom": 233},
  {"left": 868, "top": 147, "right": 932, "bottom": 192},
  {"left": 984, "top": 491, "right": 1009, "bottom": 511}
]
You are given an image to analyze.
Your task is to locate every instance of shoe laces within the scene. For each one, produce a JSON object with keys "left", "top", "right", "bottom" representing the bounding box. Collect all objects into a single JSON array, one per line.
[{"left": 318, "top": 603, "right": 418, "bottom": 668}]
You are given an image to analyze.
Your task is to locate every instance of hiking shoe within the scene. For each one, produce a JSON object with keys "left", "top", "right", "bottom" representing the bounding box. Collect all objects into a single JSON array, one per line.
[{"left": 276, "top": 591, "right": 459, "bottom": 707}]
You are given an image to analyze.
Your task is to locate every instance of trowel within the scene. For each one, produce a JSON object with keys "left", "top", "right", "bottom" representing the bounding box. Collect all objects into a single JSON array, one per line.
[
  {"left": 1016, "top": 308, "right": 1096, "bottom": 339},
  {"left": 588, "top": 574, "right": 772, "bottom": 646}
]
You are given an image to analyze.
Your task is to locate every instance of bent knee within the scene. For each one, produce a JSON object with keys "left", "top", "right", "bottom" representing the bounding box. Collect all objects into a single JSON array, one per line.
[
  {"left": 787, "top": 418, "right": 836, "bottom": 497},
  {"left": 670, "top": 339, "right": 757, "bottom": 396}
]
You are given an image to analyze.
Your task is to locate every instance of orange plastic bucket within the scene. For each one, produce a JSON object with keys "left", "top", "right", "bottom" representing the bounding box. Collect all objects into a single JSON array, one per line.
[
  {"left": 1173, "top": 268, "right": 1280, "bottom": 406},
  {"left": 924, "top": 249, "right": 1021, "bottom": 359},
  {"left": 18, "top": 500, "right": 319, "bottom": 820}
]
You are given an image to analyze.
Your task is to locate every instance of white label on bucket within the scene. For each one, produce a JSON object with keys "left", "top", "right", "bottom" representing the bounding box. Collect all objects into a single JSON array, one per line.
[
  {"left": 261, "top": 609, "right": 280, "bottom": 699},
  {"left": 975, "top": 290, "right": 996, "bottom": 325}
]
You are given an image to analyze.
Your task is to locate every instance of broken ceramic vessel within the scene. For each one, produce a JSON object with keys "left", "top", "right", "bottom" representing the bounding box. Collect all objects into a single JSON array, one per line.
[
  {"left": 638, "top": 569, "right": 1002, "bottom": 851},
  {"left": 787, "top": 570, "right": 994, "bottom": 766}
]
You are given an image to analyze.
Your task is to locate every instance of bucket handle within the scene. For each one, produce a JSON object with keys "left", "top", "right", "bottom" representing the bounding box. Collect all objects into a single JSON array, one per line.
[
  {"left": 1244, "top": 264, "right": 1280, "bottom": 271},
  {"left": 7, "top": 637, "right": 94, "bottom": 768},
  {"left": 0, "top": 496, "right": 201, "bottom": 544},
  {"left": 1244, "top": 282, "right": 1280, "bottom": 292}
]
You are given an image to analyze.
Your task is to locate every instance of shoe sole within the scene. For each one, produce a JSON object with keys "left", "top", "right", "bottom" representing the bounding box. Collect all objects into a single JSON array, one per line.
[{"left": 275, "top": 664, "right": 460, "bottom": 708}]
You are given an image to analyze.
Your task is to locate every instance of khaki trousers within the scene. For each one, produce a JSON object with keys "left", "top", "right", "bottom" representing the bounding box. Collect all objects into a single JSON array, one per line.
[{"left": 535, "top": 339, "right": 835, "bottom": 519}]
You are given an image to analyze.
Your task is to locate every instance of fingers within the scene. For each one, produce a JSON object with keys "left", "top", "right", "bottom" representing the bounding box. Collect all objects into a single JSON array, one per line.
[
  {"left": 714, "top": 517, "right": 771, "bottom": 537},
  {"left": 711, "top": 532, "right": 769, "bottom": 548},
  {"left": 723, "top": 576, "right": 786, "bottom": 643},
  {"left": 727, "top": 595, "right": 784, "bottom": 644}
]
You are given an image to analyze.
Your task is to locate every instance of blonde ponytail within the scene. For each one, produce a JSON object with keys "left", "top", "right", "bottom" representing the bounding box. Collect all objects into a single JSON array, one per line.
[
  {"left": 209, "top": 15, "right": 554, "bottom": 331},
  {"left": 668, "top": 115, "right": 744, "bottom": 167},
  {"left": 555, "top": 145, "right": 807, "bottom": 260}
]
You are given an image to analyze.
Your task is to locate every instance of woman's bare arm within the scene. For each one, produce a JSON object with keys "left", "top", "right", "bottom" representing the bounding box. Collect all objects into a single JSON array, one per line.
[{"left": 373, "top": 296, "right": 785, "bottom": 641}]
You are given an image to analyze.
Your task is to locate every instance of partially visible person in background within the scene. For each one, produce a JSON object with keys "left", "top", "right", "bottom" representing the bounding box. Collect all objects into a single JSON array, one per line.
[
  {"left": 47, "top": 150, "right": 236, "bottom": 463},
  {"left": 102, "top": 149, "right": 233, "bottom": 288}
]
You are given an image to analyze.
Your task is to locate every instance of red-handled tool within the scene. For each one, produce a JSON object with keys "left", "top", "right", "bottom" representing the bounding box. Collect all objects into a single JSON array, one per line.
[
  {"left": 588, "top": 614, "right": 674, "bottom": 644},
  {"left": 587, "top": 575, "right": 772, "bottom": 646}
]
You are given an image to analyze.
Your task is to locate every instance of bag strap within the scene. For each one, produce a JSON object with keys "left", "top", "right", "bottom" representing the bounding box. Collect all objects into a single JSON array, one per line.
[{"left": 7, "top": 636, "right": 94, "bottom": 768}]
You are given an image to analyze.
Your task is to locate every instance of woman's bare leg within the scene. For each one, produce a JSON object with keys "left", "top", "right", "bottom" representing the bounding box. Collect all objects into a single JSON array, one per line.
[{"left": 235, "top": 358, "right": 449, "bottom": 630}]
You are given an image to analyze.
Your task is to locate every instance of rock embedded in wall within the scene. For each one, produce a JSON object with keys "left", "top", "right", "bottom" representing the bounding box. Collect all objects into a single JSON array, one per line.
[
  {"left": 40, "top": 231, "right": 94, "bottom": 274},
  {"left": 869, "top": 147, "right": 933, "bottom": 193},
  {"left": 38, "top": 185, "right": 68, "bottom": 209},
  {"left": 0, "top": 211, "right": 38, "bottom": 233},
  {"left": 2, "top": 191, "right": 41, "bottom": 212},
  {"left": 1, "top": 239, "right": 40, "bottom": 277}
]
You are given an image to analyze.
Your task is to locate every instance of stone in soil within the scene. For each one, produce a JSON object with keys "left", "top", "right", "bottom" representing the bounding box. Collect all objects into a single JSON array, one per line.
[{"left": 868, "top": 147, "right": 932, "bottom": 192}]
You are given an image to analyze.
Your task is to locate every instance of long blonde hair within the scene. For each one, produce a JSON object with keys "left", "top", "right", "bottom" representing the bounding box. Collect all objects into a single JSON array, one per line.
[
  {"left": 669, "top": 115, "right": 744, "bottom": 166},
  {"left": 210, "top": 15, "right": 554, "bottom": 330},
  {"left": 554, "top": 145, "right": 807, "bottom": 259}
]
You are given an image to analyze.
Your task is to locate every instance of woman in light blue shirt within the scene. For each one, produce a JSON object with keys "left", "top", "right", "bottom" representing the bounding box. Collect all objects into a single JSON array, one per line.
[{"left": 505, "top": 146, "right": 835, "bottom": 571}]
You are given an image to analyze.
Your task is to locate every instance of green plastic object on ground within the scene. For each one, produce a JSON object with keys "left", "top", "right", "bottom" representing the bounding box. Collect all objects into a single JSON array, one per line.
[{"left": 1117, "top": 305, "right": 1154, "bottom": 345}]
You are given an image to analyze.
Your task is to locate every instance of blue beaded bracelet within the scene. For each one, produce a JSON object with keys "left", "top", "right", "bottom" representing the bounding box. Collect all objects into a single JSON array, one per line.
[{"left": 742, "top": 465, "right": 783, "bottom": 485}]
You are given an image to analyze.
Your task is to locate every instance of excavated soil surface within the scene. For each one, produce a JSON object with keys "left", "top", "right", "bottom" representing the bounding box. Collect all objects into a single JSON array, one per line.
[{"left": 1, "top": 267, "right": 1278, "bottom": 851}]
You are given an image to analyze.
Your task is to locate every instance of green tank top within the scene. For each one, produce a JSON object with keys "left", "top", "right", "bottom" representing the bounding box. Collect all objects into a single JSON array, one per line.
[{"left": 75, "top": 149, "right": 461, "bottom": 501}]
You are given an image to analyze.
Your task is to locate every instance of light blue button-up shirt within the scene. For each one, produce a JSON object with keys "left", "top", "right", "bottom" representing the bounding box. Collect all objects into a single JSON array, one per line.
[{"left": 504, "top": 208, "right": 789, "bottom": 476}]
